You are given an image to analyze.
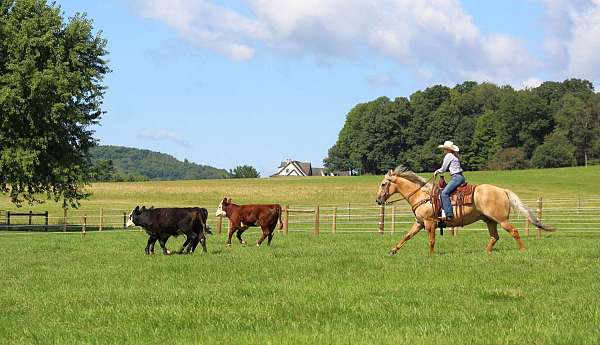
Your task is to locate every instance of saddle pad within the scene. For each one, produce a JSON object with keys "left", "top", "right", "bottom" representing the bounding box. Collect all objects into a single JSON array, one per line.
[{"left": 451, "top": 184, "right": 476, "bottom": 205}]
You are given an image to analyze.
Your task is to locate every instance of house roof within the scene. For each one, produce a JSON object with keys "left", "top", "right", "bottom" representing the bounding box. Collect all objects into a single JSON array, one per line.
[
  {"left": 311, "top": 167, "right": 324, "bottom": 176},
  {"left": 298, "top": 162, "right": 312, "bottom": 175}
]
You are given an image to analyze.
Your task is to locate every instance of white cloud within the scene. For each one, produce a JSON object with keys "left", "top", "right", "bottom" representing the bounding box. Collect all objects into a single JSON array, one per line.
[
  {"left": 133, "top": 0, "right": 539, "bottom": 85},
  {"left": 134, "top": 0, "right": 267, "bottom": 60},
  {"left": 137, "top": 128, "right": 191, "bottom": 148},
  {"left": 520, "top": 77, "right": 544, "bottom": 90},
  {"left": 366, "top": 73, "right": 399, "bottom": 86},
  {"left": 538, "top": 0, "right": 600, "bottom": 84}
]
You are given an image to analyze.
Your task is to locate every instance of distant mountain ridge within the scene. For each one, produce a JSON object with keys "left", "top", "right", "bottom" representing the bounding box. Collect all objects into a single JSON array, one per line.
[{"left": 90, "top": 145, "right": 229, "bottom": 181}]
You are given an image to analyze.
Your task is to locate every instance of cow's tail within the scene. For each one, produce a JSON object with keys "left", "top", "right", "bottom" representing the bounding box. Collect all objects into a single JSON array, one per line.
[
  {"left": 203, "top": 208, "right": 212, "bottom": 234},
  {"left": 505, "top": 190, "right": 554, "bottom": 231},
  {"left": 277, "top": 206, "right": 283, "bottom": 230},
  {"left": 192, "top": 210, "right": 211, "bottom": 235}
]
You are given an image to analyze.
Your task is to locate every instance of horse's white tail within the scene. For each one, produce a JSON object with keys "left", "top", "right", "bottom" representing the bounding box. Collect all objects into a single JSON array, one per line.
[{"left": 505, "top": 190, "right": 554, "bottom": 231}]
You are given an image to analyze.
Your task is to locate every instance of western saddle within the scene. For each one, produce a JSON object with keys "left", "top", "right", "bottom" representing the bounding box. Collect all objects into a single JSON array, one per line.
[{"left": 432, "top": 176, "right": 476, "bottom": 229}]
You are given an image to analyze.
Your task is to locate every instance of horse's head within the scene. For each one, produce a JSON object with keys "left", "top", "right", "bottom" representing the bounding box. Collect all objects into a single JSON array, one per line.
[{"left": 376, "top": 170, "right": 399, "bottom": 205}]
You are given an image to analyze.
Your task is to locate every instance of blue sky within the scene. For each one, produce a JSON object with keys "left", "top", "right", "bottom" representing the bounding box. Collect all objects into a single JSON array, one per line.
[{"left": 57, "top": 0, "right": 600, "bottom": 176}]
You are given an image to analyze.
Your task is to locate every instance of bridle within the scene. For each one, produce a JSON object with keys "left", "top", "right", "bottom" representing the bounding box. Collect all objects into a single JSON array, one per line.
[{"left": 382, "top": 175, "right": 435, "bottom": 206}]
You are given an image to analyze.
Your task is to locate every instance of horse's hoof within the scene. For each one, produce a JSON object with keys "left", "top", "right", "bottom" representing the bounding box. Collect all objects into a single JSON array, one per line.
[{"left": 388, "top": 250, "right": 397, "bottom": 256}]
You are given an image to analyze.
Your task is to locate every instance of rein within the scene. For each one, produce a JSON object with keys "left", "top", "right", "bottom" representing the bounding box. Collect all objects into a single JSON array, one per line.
[{"left": 385, "top": 175, "right": 435, "bottom": 206}]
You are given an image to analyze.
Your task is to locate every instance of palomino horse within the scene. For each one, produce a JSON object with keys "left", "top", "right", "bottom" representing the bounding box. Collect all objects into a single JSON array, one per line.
[{"left": 376, "top": 166, "right": 553, "bottom": 255}]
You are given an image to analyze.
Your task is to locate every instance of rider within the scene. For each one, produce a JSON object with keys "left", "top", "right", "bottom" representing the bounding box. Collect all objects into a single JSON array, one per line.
[{"left": 433, "top": 141, "right": 465, "bottom": 221}]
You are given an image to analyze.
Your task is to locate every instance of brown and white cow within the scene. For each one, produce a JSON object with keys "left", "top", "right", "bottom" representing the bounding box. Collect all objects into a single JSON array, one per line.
[{"left": 215, "top": 198, "right": 283, "bottom": 247}]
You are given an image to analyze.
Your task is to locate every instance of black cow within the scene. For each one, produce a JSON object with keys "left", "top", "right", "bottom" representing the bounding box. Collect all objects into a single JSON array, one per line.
[{"left": 126, "top": 206, "right": 211, "bottom": 255}]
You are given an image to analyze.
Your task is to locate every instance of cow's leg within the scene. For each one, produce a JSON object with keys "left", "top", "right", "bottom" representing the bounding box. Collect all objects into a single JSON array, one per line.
[
  {"left": 196, "top": 231, "right": 207, "bottom": 253},
  {"left": 236, "top": 226, "right": 249, "bottom": 245},
  {"left": 146, "top": 235, "right": 157, "bottom": 255},
  {"left": 267, "top": 224, "right": 276, "bottom": 246},
  {"left": 158, "top": 235, "right": 171, "bottom": 255},
  {"left": 179, "top": 235, "right": 192, "bottom": 254},
  {"left": 182, "top": 231, "right": 197, "bottom": 254},
  {"left": 191, "top": 233, "right": 201, "bottom": 252},
  {"left": 149, "top": 237, "right": 157, "bottom": 254},
  {"left": 226, "top": 225, "right": 237, "bottom": 246},
  {"left": 257, "top": 226, "right": 269, "bottom": 247}
]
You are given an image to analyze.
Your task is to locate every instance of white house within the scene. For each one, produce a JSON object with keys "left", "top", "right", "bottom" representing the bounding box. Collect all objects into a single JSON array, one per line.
[{"left": 271, "top": 159, "right": 349, "bottom": 177}]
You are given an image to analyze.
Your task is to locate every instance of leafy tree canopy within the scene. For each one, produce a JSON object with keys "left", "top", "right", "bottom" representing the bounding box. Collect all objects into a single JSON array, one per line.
[
  {"left": 230, "top": 165, "right": 260, "bottom": 179},
  {"left": 325, "top": 79, "right": 600, "bottom": 174},
  {"left": 1, "top": 0, "right": 110, "bottom": 207}
]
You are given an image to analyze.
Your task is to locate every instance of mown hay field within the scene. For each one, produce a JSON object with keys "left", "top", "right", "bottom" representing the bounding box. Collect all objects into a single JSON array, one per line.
[{"left": 1, "top": 166, "right": 600, "bottom": 344}]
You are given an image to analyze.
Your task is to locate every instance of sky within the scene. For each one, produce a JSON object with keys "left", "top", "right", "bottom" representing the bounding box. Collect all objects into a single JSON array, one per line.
[{"left": 57, "top": 0, "right": 600, "bottom": 176}]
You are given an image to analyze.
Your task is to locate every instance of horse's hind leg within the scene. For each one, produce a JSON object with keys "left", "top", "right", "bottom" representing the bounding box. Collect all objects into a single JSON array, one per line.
[
  {"left": 500, "top": 220, "right": 525, "bottom": 251},
  {"left": 485, "top": 220, "right": 499, "bottom": 253},
  {"left": 390, "top": 222, "right": 423, "bottom": 255}
]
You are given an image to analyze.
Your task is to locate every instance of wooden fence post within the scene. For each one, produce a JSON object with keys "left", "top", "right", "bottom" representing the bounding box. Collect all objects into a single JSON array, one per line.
[
  {"left": 44, "top": 211, "right": 48, "bottom": 232},
  {"left": 28, "top": 210, "right": 32, "bottom": 226},
  {"left": 378, "top": 205, "right": 385, "bottom": 235},
  {"left": 537, "top": 197, "right": 543, "bottom": 239},
  {"left": 284, "top": 205, "right": 289, "bottom": 235},
  {"left": 347, "top": 202, "right": 351, "bottom": 221},
  {"left": 332, "top": 207, "right": 337, "bottom": 234},
  {"left": 99, "top": 208, "right": 104, "bottom": 231},
  {"left": 63, "top": 209, "right": 67, "bottom": 232},
  {"left": 123, "top": 212, "right": 126, "bottom": 229},
  {"left": 6, "top": 211, "right": 10, "bottom": 226},
  {"left": 217, "top": 215, "right": 223, "bottom": 235},
  {"left": 391, "top": 206, "right": 396, "bottom": 235},
  {"left": 314, "top": 206, "right": 320, "bottom": 235},
  {"left": 81, "top": 214, "right": 87, "bottom": 237}
]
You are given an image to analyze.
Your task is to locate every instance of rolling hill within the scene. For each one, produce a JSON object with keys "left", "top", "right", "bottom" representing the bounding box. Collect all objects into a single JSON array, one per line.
[{"left": 89, "top": 145, "right": 229, "bottom": 181}]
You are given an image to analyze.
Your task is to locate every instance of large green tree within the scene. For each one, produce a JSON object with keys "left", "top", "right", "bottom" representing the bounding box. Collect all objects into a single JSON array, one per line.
[
  {"left": 324, "top": 79, "right": 599, "bottom": 173},
  {"left": 0, "top": 0, "right": 109, "bottom": 207}
]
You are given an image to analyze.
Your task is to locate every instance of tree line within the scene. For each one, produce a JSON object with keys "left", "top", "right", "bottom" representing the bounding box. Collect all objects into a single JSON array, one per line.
[
  {"left": 324, "top": 79, "right": 600, "bottom": 174},
  {"left": 91, "top": 146, "right": 260, "bottom": 182}
]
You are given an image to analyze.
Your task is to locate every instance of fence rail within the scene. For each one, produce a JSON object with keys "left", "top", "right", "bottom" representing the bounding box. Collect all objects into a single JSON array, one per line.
[{"left": 1, "top": 196, "right": 600, "bottom": 236}]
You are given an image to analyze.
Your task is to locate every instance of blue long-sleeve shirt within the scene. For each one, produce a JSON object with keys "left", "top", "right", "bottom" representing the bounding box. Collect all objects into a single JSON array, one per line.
[{"left": 435, "top": 153, "right": 463, "bottom": 175}]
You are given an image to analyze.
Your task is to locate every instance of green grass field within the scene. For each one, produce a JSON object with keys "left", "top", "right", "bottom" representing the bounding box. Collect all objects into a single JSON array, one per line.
[
  {"left": 1, "top": 166, "right": 600, "bottom": 344},
  {"left": 1, "top": 231, "right": 599, "bottom": 345}
]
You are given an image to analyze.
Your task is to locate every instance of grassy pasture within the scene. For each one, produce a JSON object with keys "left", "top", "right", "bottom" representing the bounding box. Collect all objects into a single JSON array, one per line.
[
  {"left": 1, "top": 165, "right": 599, "bottom": 215},
  {"left": 1, "top": 165, "right": 600, "bottom": 344},
  {"left": 1, "top": 231, "right": 599, "bottom": 345}
]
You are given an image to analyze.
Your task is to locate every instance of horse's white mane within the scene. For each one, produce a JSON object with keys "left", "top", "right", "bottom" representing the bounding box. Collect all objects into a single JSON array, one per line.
[{"left": 392, "top": 165, "right": 433, "bottom": 194}]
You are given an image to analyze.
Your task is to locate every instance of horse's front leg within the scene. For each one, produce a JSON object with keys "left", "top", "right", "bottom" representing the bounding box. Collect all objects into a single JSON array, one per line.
[
  {"left": 425, "top": 221, "right": 437, "bottom": 256},
  {"left": 390, "top": 222, "right": 423, "bottom": 255}
]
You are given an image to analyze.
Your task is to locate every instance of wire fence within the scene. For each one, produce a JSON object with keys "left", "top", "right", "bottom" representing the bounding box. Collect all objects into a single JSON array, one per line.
[{"left": 1, "top": 196, "right": 599, "bottom": 236}]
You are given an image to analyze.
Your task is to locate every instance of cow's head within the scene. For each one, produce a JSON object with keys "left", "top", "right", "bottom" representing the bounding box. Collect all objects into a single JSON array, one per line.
[
  {"left": 126, "top": 206, "right": 147, "bottom": 227},
  {"left": 216, "top": 198, "right": 229, "bottom": 217}
]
